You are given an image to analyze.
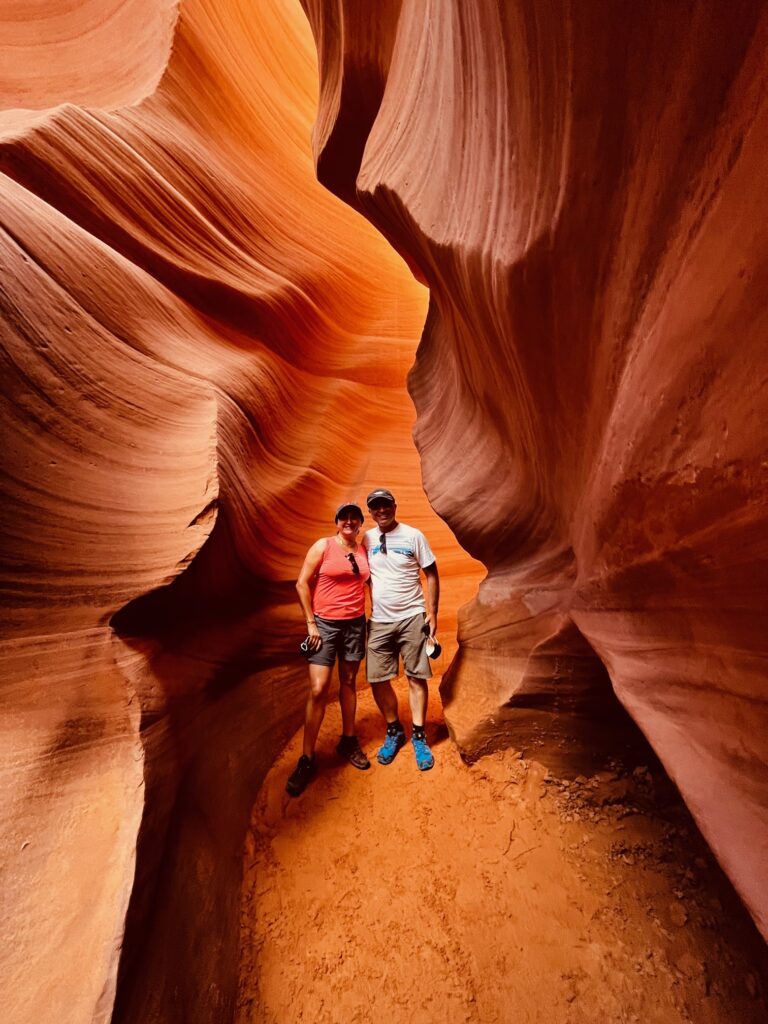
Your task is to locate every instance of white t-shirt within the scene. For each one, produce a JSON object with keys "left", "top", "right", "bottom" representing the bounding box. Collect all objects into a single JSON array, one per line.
[{"left": 363, "top": 523, "right": 436, "bottom": 622}]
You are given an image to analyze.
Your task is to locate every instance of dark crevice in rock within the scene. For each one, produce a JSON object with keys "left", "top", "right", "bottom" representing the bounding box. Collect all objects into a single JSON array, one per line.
[{"left": 109, "top": 510, "right": 306, "bottom": 1024}]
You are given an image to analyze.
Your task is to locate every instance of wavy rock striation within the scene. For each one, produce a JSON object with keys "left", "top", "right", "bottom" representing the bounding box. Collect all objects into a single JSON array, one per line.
[
  {"left": 0, "top": 0, "right": 178, "bottom": 116},
  {"left": 302, "top": 0, "right": 768, "bottom": 940},
  {"left": 4, "top": 0, "right": 766, "bottom": 1018},
  {"left": 1, "top": 1, "right": 481, "bottom": 1021}
]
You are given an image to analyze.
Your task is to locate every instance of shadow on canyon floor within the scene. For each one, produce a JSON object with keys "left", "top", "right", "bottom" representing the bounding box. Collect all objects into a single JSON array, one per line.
[{"left": 238, "top": 685, "right": 768, "bottom": 1024}]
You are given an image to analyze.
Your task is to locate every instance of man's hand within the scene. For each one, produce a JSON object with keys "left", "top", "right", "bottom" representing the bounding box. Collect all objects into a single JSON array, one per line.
[{"left": 425, "top": 612, "right": 437, "bottom": 644}]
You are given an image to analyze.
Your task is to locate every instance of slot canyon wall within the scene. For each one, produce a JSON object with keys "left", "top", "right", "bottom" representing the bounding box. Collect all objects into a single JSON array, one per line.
[
  {"left": 0, "top": 2, "right": 481, "bottom": 1022},
  {"left": 1, "top": 1, "right": 766, "bottom": 1023},
  {"left": 301, "top": 0, "right": 768, "bottom": 942}
]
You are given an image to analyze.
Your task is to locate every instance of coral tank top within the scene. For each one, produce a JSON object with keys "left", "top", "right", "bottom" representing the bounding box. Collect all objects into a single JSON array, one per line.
[{"left": 312, "top": 537, "right": 370, "bottom": 619}]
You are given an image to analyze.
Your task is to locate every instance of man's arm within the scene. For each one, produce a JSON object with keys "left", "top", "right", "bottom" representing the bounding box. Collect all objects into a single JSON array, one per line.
[{"left": 423, "top": 562, "right": 440, "bottom": 641}]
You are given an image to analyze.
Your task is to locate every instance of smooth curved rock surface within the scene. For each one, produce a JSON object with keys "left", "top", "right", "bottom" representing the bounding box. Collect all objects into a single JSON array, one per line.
[
  {"left": 302, "top": 0, "right": 768, "bottom": 940},
  {"left": 0, "top": 0, "right": 178, "bottom": 115},
  {"left": 0, "top": 2, "right": 481, "bottom": 1022},
  {"left": 4, "top": 0, "right": 767, "bottom": 1020}
]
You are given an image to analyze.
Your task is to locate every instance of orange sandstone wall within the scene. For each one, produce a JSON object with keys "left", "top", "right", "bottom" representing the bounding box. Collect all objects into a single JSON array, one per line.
[
  {"left": 0, "top": 0, "right": 178, "bottom": 112},
  {"left": 301, "top": 0, "right": 768, "bottom": 940},
  {"left": 5, "top": 0, "right": 767, "bottom": 1018},
  {"left": 0, "top": 1, "right": 480, "bottom": 1021}
]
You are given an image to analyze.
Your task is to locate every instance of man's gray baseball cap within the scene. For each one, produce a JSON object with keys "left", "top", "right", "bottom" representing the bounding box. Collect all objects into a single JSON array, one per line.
[{"left": 366, "top": 488, "right": 396, "bottom": 506}]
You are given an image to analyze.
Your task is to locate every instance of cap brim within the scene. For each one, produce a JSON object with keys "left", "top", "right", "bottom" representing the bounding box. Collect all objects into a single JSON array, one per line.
[{"left": 335, "top": 504, "right": 364, "bottom": 519}]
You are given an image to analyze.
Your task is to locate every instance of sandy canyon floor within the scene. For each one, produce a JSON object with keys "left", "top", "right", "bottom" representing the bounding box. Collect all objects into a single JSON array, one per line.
[{"left": 237, "top": 686, "right": 767, "bottom": 1024}]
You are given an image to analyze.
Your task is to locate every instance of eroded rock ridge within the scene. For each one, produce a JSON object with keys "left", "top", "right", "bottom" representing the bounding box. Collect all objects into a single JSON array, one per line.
[{"left": 301, "top": 0, "right": 768, "bottom": 941}]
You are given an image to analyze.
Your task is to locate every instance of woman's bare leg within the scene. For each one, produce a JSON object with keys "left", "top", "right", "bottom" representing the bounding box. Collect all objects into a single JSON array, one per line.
[
  {"left": 338, "top": 660, "right": 361, "bottom": 736},
  {"left": 302, "top": 664, "right": 333, "bottom": 757}
]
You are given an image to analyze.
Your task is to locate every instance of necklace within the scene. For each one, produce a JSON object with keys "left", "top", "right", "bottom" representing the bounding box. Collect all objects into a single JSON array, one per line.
[{"left": 335, "top": 534, "right": 357, "bottom": 552}]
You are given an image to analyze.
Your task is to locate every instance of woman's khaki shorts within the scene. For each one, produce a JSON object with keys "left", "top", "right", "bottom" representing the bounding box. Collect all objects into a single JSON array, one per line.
[{"left": 366, "top": 612, "right": 432, "bottom": 682}]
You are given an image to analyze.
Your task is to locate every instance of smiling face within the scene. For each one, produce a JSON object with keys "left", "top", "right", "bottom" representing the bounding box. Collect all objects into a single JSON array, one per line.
[
  {"left": 367, "top": 499, "right": 397, "bottom": 532},
  {"left": 335, "top": 508, "right": 363, "bottom": 541}
]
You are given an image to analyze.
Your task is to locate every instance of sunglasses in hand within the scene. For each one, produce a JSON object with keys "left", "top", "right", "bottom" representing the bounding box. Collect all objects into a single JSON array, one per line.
[{"left": 300, "top": 634, "right": 323, "bottom": 657}]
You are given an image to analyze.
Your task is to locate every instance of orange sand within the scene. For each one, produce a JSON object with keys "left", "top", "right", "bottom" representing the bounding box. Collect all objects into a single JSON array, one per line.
[{"left": 238, "top": 686, "right": 767, "bottom": 1024}]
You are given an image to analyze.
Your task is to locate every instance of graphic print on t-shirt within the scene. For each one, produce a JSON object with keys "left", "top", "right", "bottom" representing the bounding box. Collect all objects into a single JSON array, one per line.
[{"left": 368, "top": 543, "right": 413, "bottom": 557}]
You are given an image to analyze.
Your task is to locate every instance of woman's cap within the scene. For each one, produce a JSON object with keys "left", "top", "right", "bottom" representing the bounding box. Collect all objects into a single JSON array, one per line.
[
  {"left": 366, "top": 487, "right": 395, "bottom": 506},
  {"left": 335, "top": 502, "right": 364, "bottom": 521}
]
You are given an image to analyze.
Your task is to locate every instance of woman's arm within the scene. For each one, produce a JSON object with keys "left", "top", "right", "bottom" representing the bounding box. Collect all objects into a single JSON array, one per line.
[{"left": 296, "top": 539, "right": 326, "bottom": 649}]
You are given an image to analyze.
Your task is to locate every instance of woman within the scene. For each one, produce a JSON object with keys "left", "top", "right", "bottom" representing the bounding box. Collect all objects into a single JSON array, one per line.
[{"left": 286, "top": 501, "right": 371, "bottom": 796}]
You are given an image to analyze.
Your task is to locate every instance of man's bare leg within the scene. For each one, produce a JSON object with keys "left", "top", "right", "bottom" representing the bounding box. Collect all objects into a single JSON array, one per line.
[
  {"left": 407, "top": 676, "right": 429, "bottom": 728},
  {"left": 371, "top": 678, "right": 399, "bottom": 724}
]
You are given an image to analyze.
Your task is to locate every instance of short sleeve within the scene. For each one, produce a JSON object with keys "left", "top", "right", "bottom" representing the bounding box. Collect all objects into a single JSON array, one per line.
[{"left": 413, "top": 529, "right": 436, "bottom": 568}]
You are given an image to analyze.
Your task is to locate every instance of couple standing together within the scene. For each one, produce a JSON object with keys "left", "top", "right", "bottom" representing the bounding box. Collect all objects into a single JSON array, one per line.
[{"left": 287, "top": 488, "right": 440, "bottom": 796}]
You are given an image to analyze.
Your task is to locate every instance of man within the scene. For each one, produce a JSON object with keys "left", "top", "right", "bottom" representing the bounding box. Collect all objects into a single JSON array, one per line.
[{"left": 363, "top": 488, "right": 440, "bottom": 770}]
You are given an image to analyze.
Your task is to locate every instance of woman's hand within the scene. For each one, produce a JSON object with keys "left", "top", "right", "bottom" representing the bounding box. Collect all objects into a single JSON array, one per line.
[{"left": 306, "top": 621, "right": 323, "bottom": 651}]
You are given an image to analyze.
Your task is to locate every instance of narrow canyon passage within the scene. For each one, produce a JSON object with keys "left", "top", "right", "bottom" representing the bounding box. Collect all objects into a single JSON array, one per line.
[
  {"left": 237, "top": 687, "right": 768, "bottom": 1024},
  {"left": 2, "top": 1, "right": 768, "bottom": 1020}
]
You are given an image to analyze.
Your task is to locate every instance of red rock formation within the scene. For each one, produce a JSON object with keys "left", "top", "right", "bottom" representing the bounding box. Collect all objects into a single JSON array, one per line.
[
  {"left": 0, "top": 2, "right": 178, "bottom": 126},
  {"left": 0, "top": 2, "right": 481, "bottom": 1021},
  {"left": 301, "top": 0, "right": 768, "bottom": 941},
  {"left": 4, "top": 0, "right": 767, "bottom": 1018}
]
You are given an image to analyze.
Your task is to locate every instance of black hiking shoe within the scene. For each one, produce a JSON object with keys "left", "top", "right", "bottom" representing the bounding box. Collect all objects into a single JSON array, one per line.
[
  {"left": 336, "top": 735, "right": 371, "bottom": 770},
  {"left": 286, "top": 754, "right": 316, "bottom": 797}
]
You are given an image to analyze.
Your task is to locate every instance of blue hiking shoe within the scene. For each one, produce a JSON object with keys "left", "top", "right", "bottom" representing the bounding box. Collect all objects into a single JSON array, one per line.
[
  {"left": 377, "top": 727, "right": 406, "bottom": 765},
  {"left": 411, "top": 734, "right": 435, "bottom": 771}
]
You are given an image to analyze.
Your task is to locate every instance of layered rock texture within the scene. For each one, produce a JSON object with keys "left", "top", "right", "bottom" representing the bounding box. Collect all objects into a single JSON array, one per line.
[
  {"left": 1, "top": 2, "right": 480, "bottom": 1022},
  {"left": 2, "top": 0, "right": 767, "bottom": 1021},
  {"left": 301, "top": 0, "right": 768, "bottom": 943}
]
